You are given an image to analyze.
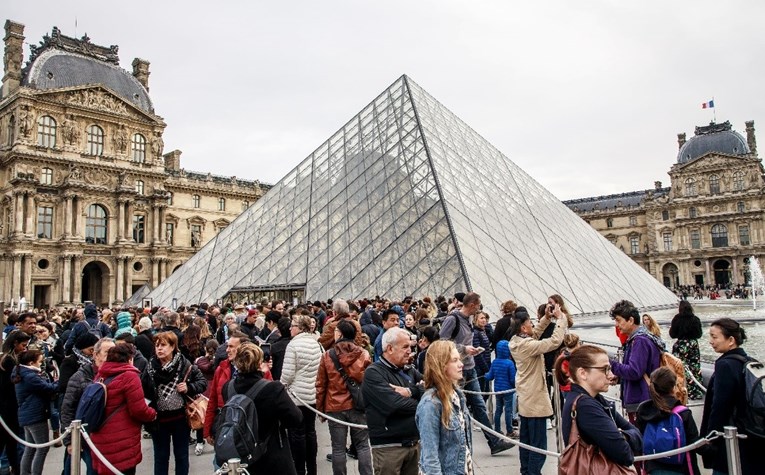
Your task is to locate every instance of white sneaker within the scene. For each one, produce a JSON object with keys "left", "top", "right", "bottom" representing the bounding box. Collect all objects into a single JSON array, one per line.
[
  {"left": 546, "top": 419, "right": 553, "bottom": 430},
  {"left": 194, "top": 443, "right": 204, "bottom": 456}
]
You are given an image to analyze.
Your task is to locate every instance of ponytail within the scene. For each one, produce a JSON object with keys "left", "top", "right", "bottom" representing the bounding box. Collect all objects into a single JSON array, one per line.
[{"left": 554, "top": 353, "right": 572, "bottom": 386}]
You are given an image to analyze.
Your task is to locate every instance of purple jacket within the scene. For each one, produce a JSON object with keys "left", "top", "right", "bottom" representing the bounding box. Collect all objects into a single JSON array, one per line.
[{"left": 610, "top": 328, "right": 661, "bottom": 410}]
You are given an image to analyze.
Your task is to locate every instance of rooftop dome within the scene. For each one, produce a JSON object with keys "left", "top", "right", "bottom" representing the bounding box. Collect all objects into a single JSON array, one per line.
[
  {"left": 21, "top": 27, "right": 153, "bottom": 113},
  {"left": 677, "top": 121, "right": 749, "bottom": 164}
]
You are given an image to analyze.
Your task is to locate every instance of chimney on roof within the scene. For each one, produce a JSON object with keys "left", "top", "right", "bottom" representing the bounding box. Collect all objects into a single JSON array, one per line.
[
  {"left": 2, "top": 20, "right": 24, "bottom": 98},
  {"left": 654, "top": 181, "right": 662, "bottom": 190},
  {"left": 745, "top": 120, "right": 757, "bottom": 156},
  {"left": 132, "top": 58, "right": 150, "bottom": 91},
  {"left": 677, "top": 133, "right": 686, "bottom": 150},
  {"left": 164, "top": 149, "right": 182, "bottom": 171}
]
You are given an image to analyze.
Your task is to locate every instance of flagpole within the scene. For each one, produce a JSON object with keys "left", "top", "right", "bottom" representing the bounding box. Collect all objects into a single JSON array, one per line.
[{"left": 712, "top": 96, "right": 716, "bottom": 123}]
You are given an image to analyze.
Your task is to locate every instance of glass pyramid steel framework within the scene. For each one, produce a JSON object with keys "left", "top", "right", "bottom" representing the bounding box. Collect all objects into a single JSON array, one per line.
[{"left": 149, "top": 75, "right": 677, "bottom": 314}]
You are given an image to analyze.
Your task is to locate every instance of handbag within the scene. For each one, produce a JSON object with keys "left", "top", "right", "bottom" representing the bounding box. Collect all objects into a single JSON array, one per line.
[
  {"left": 558, "top": 395, "right": 637, "bottom": 475},
  {"left": 328, "top": 349, "right": 365, "bottom": 411},
  {"left": 181, "top": 365, "right": 208, "bottom": 430}
]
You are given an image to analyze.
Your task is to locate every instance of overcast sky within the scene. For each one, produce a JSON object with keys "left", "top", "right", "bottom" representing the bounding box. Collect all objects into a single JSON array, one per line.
[{"left": 8, "top": 1, "right": 764, "bottom": 200}]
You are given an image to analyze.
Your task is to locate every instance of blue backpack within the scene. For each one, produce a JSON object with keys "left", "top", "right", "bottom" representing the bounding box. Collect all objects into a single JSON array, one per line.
[
  {"left": 643, "top": 405, "right": 692, "bottom": 470},
  {"left": 75, "top": 376, "right": 123, "bottom": 433}
]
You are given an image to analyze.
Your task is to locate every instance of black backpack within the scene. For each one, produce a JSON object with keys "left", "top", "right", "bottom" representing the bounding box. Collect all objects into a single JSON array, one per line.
[
  {"left": 214, "top": 379, "right": 270, "bottom": 466},
  {"left": 726, "top": 354, "right": 765, "bottom": 438}
]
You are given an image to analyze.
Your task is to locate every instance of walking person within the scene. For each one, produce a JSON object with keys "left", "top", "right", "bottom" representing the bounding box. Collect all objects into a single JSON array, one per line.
[
  {"left": 148, "top": 331, "right": 207, "bottom": 475},
  {"left": 91, "top": 343, "right": 157, "bottom": 475},
  {"left": 281, "top": 314, "right": 323, "bottom": 475},
  {"left": 416, "top": 340, "right": 473, "bottom": 474},
  {"left": 699, "top": 318, "right": 765, "bottom": 475},
  {"left": 509, "top": 300, "right": 568, "bottom": 475},
  {"left": 13, "top": 350, "right": 58, "bottom": 475},
  {"left": 669, "top": 301, "right": 704, "bottom": 400},
  {"left": 316, "top": 321, "right": 372, "bottom": 475}
]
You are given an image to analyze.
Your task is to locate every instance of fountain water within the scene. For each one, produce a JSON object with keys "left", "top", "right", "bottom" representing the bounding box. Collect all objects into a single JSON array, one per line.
[{"left": 749, "top": 255, "right": 765, "bottom": 310}]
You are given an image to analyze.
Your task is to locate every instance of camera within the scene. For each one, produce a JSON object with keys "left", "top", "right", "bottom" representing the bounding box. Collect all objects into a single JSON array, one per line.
[{"left": 548, "top": 304, "right": 555, "bottom": 314}]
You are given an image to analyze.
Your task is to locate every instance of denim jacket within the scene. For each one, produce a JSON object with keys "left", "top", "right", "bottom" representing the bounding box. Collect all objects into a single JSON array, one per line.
[{"left": 416, "top": 387, "right": 473, "bottom": 475}]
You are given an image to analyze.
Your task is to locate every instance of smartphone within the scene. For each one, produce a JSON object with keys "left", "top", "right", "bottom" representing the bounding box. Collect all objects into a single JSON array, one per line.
[
  {"left": 260, "top": 343, "right": 272, "bottom": 362},
  {"left": 473, "top": 347, "right": 485, "bottom": 355}
]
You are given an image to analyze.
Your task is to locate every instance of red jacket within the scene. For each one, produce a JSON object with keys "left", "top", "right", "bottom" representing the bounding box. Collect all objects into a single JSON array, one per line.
[{"left": 91, "top": 362, "right": 156, "bottom": 474}]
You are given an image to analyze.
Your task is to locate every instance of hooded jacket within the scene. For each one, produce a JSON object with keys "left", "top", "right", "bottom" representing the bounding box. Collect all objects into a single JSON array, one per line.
[
  {"left": 14, "top": 365, "right": 58, "bottom": 426},
  {"left": 485, "top": 340, "right": 516, "bottom": 391},
  {"left": 316, "top": 339, "right": 370, "bottom": 413},
  {"left": 91, "top": 362, "right": 156, "bottom": 474},
  {"left": 64, "top": 304, "right": 112, "bottom": 354}
]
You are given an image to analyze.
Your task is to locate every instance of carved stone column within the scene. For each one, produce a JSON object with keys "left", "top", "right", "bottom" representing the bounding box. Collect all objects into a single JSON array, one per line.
[
  {"left": 21, "top": 253, "right": 32, "bottom": 299},
  {"left": 151, "top": 258, "right": 159, "bottom": 287},
  {"left": 705, "top": 259, "right": 712, "bottom": 286},
  {"left": 158, "top": 206, "right": 166, "bottom": 244},
  {"left": 72, "top": 256, "right": 83, "bottom": 304},
  {"left": 124, "top": 257, "right": 133, "bottom": 299},
  {"left": 1, "top": 256, "right": 10, "bottom": 302},
  {"left": 72, "top": 197, "right": 82, "bottom": 237},
  {"left": 732, "top": 258, "right": 739, "bottom": 284},
  {"left": 115, "top": 257, "right": 124, "bottom": 302},
  {"left": 116, "top": 200, "right": 125, "bottom": 241},
  {"left": 125, "top": 202, "right": 134, "bottom": 241},
  {"left": 24, "top": 192, "right": 34, "bottom": 237},
  {"left": 10, "top": 254, "right": 21, "bottom": 302},
  {"left": 152, "top": 206, "right": 160, "bottom": 243},
  {"left": 13, "top": 191, "right": 23, "bottom": 235},
  {"left": 61, "top": 255, "right": 72, "bottom": 304},
  {"left": 62, "top": 195, "right": 73, "bottom": 238}
]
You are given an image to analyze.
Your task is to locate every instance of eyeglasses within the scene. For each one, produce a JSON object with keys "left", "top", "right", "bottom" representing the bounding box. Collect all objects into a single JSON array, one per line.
[{"left": 583, "top": 365, "right": 612, "bottom": 374}]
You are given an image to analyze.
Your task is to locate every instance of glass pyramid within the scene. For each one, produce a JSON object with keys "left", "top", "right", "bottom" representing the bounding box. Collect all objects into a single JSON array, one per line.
[{"left": 149, "top": 75, "right": 677, "bottom": 314}]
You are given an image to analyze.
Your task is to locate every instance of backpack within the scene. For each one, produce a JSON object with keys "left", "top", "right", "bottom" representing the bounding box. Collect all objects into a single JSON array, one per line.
[
  {"left": 726, "top": 355, "right": 765, "bottom": 439},
  {"left": 75, "top": 376, "right": 124, "bottom": 433},
  {"left": 214, "top": 379, "right": 270, "bottom": 466},
  {"left": 642, "top": 405, "right": 693, "bottom": 471},
  {"left": 85, "top": 320, "right": 106, "bottom": 338}
]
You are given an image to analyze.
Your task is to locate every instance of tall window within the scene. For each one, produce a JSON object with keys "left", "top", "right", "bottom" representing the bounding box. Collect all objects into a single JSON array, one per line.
[
  {"left": 7, "top": 115, "right": 14, "bottom": 145},
  {"left": 630, "top": 236, "right": 639, "bottom": 255},
  {"left": 36, "top": 206, "right": 53, "bottom": 239},
  {"left": 711, "top": 224, "right": 728, "bottom": 248},
  {"left": 739, "top": 225, "right": 750, "bottom": 246},
  {"left": 135, "top": 180, "right": 144, "bottom": 195},
  {"left": 37, "top": 115, "right": 57, "bottom": 148},
  {"left": 40, "top": 167, "right": 53, "bottom": 185},
  {"left": 685, "top": 178, "right": 697, "bottom": 197},
  {"left": 132, "top": 215, "right": 145, "bottom": 243},
  {"left": 709, "top": 174, "right": 720, "bottom": 194},
  {"left": 165, "top": 222, "right": 174, "bottom": 245},
  {"left": 218, "top": 197, "right": 226, "bottom": 211},
  {"left": 86, "top": 125, "right": 104, "bottom": 155},
  {"left": 690, "top": 229, "right": 701, "bottom": 249},
  {"left": 131, "top": 133, "right": 146, "bottom": 163},
  {"left": 629, "top": 215, "right": 637, "bottom": 226},
  {"left": 737, "top": 201, "right": 745, "bottom": 213},
  {"left": 663, "top": 232, "right": 672, "bottom": 251},
  {"left": 662, "top": 210, "right": 669, "bottom": 221},
  {"left": 689, "top": 207, "right": 697, "bottom": 219},
  {"left": 85, "top": 204, "right": 107, "bottom": 244},
  {"left": 606, "top": 218, "right": 613, "bottom": 228},
  {"left": 166, "top": 192, "right": 173, "bottom": 205},
  {"left": 733, "top": 171, "right": 745, "bottom": 191},
  {"left": 192, "top": 194, "right": 200, "bottom": 208}
]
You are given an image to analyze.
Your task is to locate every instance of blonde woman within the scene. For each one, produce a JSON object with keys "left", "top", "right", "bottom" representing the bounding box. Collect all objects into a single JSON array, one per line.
[
  {"left": 642, "top": 314, "right": 662, "bottom": 338},
  {"left": 415, "top": 340, "right": 473, "bottom": 474}
]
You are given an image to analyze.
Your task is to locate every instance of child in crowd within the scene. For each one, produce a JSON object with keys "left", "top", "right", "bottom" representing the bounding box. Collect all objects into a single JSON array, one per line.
[
  {"left": 557, "top": 332, "right": 580, "bottom": 392},
  {"left": 416, "top": 326, "right": 440, "bottom": 374},
  {"left": 485, "top": 339, "right": 517, "bottom": 437}
]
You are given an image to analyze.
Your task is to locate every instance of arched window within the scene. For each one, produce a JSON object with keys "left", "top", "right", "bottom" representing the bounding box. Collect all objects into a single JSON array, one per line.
[
  {"left": 135, "top": 180, "right": 144, "bottom": 195},
  {"left": 733, "top": 171, "right": 745, "bottom": 191},
  {"left": 689, "top": 207, "right": 697, "bottom": 219},
  {"left": 40, "top": 167, "right": 53, "bottom": 185},
  {"left": 218, "top": 197, "right": 226, "bottom": 211},
  {"left": 709, "top": 174, "right": 720, "bottom": 194},
  {"left": 192, "top": 194, "right": 200, "bottom": 208},
  {"left": 87, "top": 125, "right": 104, "bottom": 155},
  {"left": 606, "top": 218, "right": 613, "bottom": 228},
  {"left": 37, "top": 115, "right": 57, "bottom": 148},
  {"left": 711, "top": 224, "right": 728, "bottom": 248},
  {"left": 131, "top": 133, "right": 146, "bottom": 162},
  {"left": 85, "top": 204, "right": 108, "bottom": 244},
  {"left": 685, "top": 178, "right": 697, "bottom": 197}
]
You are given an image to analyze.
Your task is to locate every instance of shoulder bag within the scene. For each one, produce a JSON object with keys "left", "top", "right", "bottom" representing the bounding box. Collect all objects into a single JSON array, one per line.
[
  {"left": 182, "top": 365, "right": 208, "bottom": 430},
  {"left": 328, "top": 349, "right": 365, "bottom": 411}
]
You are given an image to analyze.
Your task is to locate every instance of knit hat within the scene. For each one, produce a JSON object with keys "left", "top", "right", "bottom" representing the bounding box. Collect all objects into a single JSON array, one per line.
[
  {"left": 114, "top": 311, "right": 136, "bottom": 338},
  {"left": 84, "top": 303, "right": 98, "bottom": 320},
  {"left": 138, "top": 316, "right": 152, "bottom": 332},
  {"left": 74, "top": 332, "right": 99, "bottom": 350}
]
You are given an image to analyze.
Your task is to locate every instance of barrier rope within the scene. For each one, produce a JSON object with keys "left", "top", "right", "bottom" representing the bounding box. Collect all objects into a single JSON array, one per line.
[
  {"left": 633, "top": 430, "right": 719, "bottom": 462},
  {"left": 685, "top": 369, "right": 707, "bottom": 393},
  {"left": 0, "top": 413, "right": 71, "bottom": 448},
  {"left": 289, "top": 390, "right": 369, "bottom": 429},
  {"left": 470, "top": 418, "right": 562, "bottom": 457},
  {"left": 79, "top": 426, "right": 124, "bottom": 475},
  {"left": 461, "top": 387, "right": 516, "bottom": 396}
]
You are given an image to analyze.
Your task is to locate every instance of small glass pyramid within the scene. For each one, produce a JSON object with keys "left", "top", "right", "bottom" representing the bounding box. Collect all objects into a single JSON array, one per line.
[{"left": 149, "top": 75, "right": 677, "bottom": 314}]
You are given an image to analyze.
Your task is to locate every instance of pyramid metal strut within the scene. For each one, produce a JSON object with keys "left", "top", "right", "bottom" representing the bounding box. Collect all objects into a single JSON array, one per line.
[{"left": 149, "top": 75, "right": 677, "bottom": 314}]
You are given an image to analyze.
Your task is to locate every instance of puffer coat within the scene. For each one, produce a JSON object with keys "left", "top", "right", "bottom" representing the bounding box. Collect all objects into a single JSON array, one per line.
[{"left": 281, "top": 331, "right": 323, "bottom": 406}]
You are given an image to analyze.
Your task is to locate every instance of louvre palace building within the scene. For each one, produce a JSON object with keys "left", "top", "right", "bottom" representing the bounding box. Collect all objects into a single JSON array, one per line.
[
  {"left": 564, "top": 119, "right": 762, "bottom": 290},
  {"left": 0, "top": 20, "right": 268, "bottom": 309}
]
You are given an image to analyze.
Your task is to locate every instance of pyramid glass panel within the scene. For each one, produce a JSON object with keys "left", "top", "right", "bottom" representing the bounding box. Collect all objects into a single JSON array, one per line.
[{"left": 149, "top": 76, "right": 676, "bottom": 314}]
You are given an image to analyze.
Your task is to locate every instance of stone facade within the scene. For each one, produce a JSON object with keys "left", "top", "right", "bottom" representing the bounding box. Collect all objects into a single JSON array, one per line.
[
  {"left": 0, "top": 21, "right": 268, "bottom": 308},
  {"left": 565, "top": 120, "right": 764, "bottom": 289}
]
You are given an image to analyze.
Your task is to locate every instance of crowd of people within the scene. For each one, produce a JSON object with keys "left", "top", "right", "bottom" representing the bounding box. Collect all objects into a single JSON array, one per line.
[{"left": 0, "top": 293, "right": 761, "bottom": 475}]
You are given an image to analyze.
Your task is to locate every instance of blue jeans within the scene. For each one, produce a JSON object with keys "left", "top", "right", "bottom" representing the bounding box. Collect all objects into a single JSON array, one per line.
[
  {"left": 462, "top": 367, "right": 499, "bottom": 448},
  {"left": 152, "top": 417, "right": 190, "bottom": 475},
  {"left": 493, "top": 392, "right": 516, "bottom": 433},
  {"left": 519, "top": 416, "right": 547, "bottom": 475}
]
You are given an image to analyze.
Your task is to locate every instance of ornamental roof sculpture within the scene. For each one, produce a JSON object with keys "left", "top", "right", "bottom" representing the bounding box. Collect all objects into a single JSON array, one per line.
[{"left": 149, "top": 75, "right": 677, "bottom": 314}]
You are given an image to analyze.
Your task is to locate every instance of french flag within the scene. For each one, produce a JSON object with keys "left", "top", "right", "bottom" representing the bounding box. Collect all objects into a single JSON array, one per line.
[{"left": 702, "top": 100, "right": 715, "bottom": 109}]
